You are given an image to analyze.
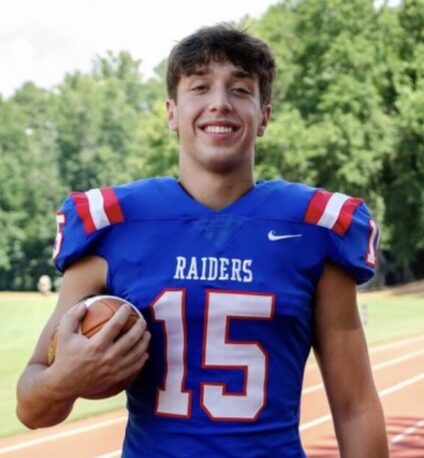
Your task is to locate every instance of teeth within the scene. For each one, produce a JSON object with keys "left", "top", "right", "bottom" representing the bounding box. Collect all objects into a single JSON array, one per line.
[{"left": 204, "top": 125, "right": 233, "bottom": 134}]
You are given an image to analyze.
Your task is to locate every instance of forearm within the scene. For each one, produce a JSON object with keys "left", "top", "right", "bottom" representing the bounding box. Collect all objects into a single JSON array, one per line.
[
  {"left": 16, "top": 364, "right": 76, "bottom": 429},
  {"left": 16, "top": 257, "right": 109, "bottom": 429},
  {"left": 335, "top": 398, "right": 389, "bottom": 458}
]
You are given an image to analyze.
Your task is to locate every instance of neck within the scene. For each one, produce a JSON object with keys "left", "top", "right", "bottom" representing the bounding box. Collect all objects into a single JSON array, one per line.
[{"left": 178, "top": 168, "right": 254, "bottom": 211}]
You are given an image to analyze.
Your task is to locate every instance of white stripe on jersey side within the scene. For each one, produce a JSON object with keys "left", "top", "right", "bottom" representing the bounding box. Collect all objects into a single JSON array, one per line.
[
  {"left": 86, "top": 189, "right": 110, "bottom": 230},
  {"left": 316, "top": 192, "right": 349, "bottom": 230}
]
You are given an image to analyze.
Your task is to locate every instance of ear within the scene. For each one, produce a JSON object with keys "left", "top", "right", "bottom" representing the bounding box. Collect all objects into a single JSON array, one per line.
[
  {"left": 257, "top": 104, "right": 272, "bottom": 137},
  {"left": 166, "top": 99, "right": 178, "bottom": 131}
]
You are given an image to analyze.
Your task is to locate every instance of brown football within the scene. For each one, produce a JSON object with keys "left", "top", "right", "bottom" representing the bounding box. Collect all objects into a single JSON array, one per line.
[{"left": 47, "top": 295, "right": 143, "bottom": 399}]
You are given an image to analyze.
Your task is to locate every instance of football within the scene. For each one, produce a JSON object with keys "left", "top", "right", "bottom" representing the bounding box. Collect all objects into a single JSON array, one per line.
[{"left": 47, "top": 295, "right": 144, "bottom": 399}]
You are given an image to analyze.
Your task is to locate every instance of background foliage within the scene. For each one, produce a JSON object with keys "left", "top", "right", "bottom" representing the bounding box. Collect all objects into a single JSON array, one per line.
[{"left": 0, "top": 0, "right": 423, "bottom": 289}]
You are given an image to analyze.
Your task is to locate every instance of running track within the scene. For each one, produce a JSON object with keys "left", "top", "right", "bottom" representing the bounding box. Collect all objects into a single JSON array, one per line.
[{"left": 1, "top": 333, "right": 423, "bottom": 457}]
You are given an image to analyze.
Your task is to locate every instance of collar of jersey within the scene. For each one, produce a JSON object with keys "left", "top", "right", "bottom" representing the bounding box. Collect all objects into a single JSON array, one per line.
[{"left": 155, "top": 177, "right": 271, "bottom": 217}]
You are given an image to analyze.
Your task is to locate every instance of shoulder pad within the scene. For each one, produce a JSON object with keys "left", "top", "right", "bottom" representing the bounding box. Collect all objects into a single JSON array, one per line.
[
  {"left": 304, "top": 189, "right": 380, "bottom": 284},
  {"left": 52, "top": 186, "right": 124, "bottom": 272},
  {"left": 71, "top": 187, "right": 124, "bottom": 234},
  {"left": 304, "top": 189, "right": 363, "bottom": 235},
  {"left": 255, "top": 179, "right": 317, "bottom": 221}
]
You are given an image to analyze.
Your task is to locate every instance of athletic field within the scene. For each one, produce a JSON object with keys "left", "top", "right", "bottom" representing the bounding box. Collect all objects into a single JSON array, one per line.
[{"left": 0, "top": 286, "right": 423, "bottom": 456}]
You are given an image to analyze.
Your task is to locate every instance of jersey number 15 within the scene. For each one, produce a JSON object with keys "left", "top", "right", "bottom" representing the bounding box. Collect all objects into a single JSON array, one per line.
[{"left": 151, "top": 289, "right": 275, "bottom": 422}]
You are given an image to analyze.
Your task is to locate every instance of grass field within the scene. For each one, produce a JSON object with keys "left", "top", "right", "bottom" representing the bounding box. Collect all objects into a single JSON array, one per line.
[
  {"left": 0, "top": 293, "right": 126, "bottom": 438},
  {"left": 0, "top": 289, "right": 423, "bottom": 438}
]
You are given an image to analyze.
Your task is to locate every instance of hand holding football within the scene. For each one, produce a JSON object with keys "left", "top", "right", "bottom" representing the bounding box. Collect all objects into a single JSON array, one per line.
[{"left": 47, "top": 295, "right": 145, "bottom": 399}]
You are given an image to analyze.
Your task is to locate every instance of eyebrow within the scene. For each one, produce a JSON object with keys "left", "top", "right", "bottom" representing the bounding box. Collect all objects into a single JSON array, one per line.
[
  {"left": 187, "top": 67, "right": 254, "bottom": 80},
  {"left": 231, "top": 70, "right": 254, "bottom": 79}
]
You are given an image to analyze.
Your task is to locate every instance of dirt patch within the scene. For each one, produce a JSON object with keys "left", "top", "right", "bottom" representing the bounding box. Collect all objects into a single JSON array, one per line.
[{"left": 358, "top": 279, "right": 424, "bottom": 299}]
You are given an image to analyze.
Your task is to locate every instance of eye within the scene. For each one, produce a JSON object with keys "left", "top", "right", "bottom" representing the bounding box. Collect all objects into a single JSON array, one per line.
[
  {"left": 191, "top": 84, "right": 208, "bottom": 93},
  {"left": 233, "top": 86, "right": 251, "bottom": 95}
]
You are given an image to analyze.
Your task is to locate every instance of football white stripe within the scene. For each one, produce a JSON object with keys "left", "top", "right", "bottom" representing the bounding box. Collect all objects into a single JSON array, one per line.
[
  {"left": 316, "top": 192, "right": 349, "bottom": 230},
  {"left": 86, "top": 189, "right": 110, "bottom": 230},
  {"left": 84, "top": 295, "right": 142, "bottom": 318}
]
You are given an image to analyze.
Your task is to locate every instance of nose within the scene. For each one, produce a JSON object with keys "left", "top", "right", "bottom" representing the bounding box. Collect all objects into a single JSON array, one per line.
[{"left": 208, "top": 88, "right": 232, "bottom": 113}]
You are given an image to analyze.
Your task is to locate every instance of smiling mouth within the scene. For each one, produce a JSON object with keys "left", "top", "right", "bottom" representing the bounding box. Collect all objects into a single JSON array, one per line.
[
  {"left": 204, "top": 125, "right": 234, "bottom": 134},
  {"left": 199, "top": 120, "right": 241, "bottom": 135}
]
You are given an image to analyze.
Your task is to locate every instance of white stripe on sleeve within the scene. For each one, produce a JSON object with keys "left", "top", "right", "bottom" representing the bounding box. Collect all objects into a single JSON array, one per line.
[
  {"left": 86, "top": 189, "right": 110, "bottom": 230},
  {"left": 317, "top": 192, "right": 349, "bottom": 230}
]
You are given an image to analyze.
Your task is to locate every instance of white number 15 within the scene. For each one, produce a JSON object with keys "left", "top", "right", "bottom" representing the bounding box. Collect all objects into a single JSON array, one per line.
[{"left": 151, "top": 289, "right": 275, "bottom": 421}]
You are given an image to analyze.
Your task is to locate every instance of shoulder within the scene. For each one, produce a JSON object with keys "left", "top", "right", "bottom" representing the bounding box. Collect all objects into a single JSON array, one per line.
[
  {"left": 260, "top": 179, "right": 379, "bottom": 284},
  {"left": 67, "top": 177, "right": 173, "bottom": 234},
  {"left": 304, "top": 187, "right": 379, "bottom": 284},
  {"left": 303, "top": 188, "right": 368, "bottom": 236},
  {"left": 52, "top": 177, "right": 172, "bottom": 272},
  {"left": 262, "top": 179, "right": 372, "bottom": 236}
]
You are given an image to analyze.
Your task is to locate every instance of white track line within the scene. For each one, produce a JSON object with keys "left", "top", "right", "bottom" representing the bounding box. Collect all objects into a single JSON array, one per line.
[
  {"left": 303, "top": 348, "right": 424, "bottom": 395},
  {"left": 305, "top": 334, "right": 424, "bottom": 371},
  {"left": 369, "top": 334, "right": 424, "bottom": 354},
  {"left": 390, "top": 418, "right": 424, "bottom": 446},
  {"left": 379, "top": 372, "right": 424, "bottom": 397},
  {"left": 99, "top": 375, "right": 424, "bottom": 454},
  {"left": 2, "top": 344, "right": 424, "bottom": 454},
  {"left": 0, "top": 416, "right": 127, "bottom": 455},
  {"left": 373, "top": 348, "right": 424, "bottom": 370},
  {"left": 4, "top": 373, "right": 424, "bottom": 452},
  {"left": 300, "top": 372, "right": 424, "bottom": 432}
]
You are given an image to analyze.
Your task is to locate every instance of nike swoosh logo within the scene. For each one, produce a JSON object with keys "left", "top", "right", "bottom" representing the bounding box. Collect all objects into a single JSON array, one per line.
[{"left": 268, "top": 231, "right": 303, "bottom": 241}]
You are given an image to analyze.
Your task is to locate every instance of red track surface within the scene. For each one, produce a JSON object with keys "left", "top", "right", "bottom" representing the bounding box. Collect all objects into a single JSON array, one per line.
[{"left": 1, "top": 333, "right": 423, "bottom": 457}]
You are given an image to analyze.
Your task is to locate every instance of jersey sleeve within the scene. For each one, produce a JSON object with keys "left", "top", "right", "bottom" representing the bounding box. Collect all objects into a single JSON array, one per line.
[
  {"left": 52, "top": 187, "right": 124, "bottom": 272},
  {"left": 304, "top": 189, "right": 380, "bottom": 284}
]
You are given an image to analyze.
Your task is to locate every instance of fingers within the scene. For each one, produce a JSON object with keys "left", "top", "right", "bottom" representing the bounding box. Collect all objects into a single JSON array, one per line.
[
  {"left": 59, "top": 302, "right": 88, "bottom": 336},
  {"left": 81, "top": 318, "right": 150, "bottom": 390},
  {"left": 116, "top": 331, "right": 151, "bottom": 381},
  {"left": 91, "top": 304, "right": 146, "bottom": 350},
  {"left": 112, "top": 317, "right": 149, "bottom": 352},
  {"left": 59, "top": 302, "right": 150, "bottom": 369},
  {"left": 103, "top": 317, "right": 150, "bottom": 374},
  {"left": 127, "top": 324, "right": 151, "bottom": 357},
  {"left": 108, "top": 318, "right": 151, "bottom": 371}
]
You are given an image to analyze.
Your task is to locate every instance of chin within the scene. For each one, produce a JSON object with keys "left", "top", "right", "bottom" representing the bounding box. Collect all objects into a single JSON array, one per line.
[{"left": 200, "top": 148, "right": 252, "bottom": 174}]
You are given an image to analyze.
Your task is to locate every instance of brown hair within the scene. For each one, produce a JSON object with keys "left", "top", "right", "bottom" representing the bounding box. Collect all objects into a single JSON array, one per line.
[{"left": 166, "top": 24, "right": 275, "bottom": 106}]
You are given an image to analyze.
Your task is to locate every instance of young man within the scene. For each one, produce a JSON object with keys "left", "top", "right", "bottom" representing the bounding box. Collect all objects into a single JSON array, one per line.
[{"left": 17, "top": 25, "right": 388, "bottom": 457}]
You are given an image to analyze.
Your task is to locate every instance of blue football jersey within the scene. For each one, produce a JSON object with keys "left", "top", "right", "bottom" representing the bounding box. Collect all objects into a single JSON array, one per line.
[{"left": 53, "top": 178, "right": 379, "bottom": 458}]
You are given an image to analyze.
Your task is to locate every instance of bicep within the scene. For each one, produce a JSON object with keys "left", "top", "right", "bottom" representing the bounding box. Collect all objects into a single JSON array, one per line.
[
  {"left": 313, "top": 261, "right": 376, "bottom": 416},
  {"left": 28, "top": 256, "right": 108, "bottom": 365}
]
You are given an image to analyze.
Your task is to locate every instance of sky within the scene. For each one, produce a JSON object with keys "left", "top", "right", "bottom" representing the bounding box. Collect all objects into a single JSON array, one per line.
[{"left": 0, "top": 0, "right": 279, "bottom": 98}]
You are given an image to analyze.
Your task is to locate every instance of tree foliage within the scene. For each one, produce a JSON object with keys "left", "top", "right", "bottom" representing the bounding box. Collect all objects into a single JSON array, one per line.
[{"left": 0, "top": 0, "right": 422, "bottom": 289}]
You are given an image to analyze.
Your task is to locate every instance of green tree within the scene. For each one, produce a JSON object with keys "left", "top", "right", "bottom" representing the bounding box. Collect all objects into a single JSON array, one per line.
[
  {"left": 55, "top": 53, "right": 143, "bottom": 191},
  {"left": 382, "top": 0, "right": 424, "bottom": 280},
  {"left": 0, "top": 84, "right": 62, "bottom": 289},
  {"left": 1, "top": 0, "right": 423, "bottom": 289}
]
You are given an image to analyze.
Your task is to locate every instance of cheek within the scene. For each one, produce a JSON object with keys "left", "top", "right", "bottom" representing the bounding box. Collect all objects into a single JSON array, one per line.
[
  {"left": 241, "top": 101, "right": 262, "bottom": 123},
  {"left": 176, "top": 104, "right": 201, "bottom": 133}
]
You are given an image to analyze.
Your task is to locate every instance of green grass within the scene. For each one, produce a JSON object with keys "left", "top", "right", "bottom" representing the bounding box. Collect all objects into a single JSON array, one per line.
[
  {"left": 1, "top": 291, "right": 423, "bottom": 439},
  {"left": 0, "top": 293, "right": 126, "bottom": 438},
  {"left": 358, "top": 295, "right": 424, "bottom": 344}
]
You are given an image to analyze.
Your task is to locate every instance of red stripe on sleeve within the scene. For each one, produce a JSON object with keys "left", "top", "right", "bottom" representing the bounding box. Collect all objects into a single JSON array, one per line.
[
  {"left": 332, "top": 197, "right": 363, "bottom": 235},
  {"left": 304, "top": 190, "right": 333, "bottom": 224},
  {"left": 101, "top": 187, "right": 124, "bottom": 224},
  {"left": 71, "top": 192, "right": 96, "bottom": 234}
]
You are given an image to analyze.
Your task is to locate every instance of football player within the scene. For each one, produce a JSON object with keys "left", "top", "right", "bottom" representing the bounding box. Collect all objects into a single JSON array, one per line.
[{"left": 17, "top": 25, "right": 388, "bottom": 457}]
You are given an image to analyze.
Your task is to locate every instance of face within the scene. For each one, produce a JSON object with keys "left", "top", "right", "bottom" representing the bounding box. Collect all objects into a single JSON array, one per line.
[{"left": 166, "top": 61, "right": 271, "bottom": 175}]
